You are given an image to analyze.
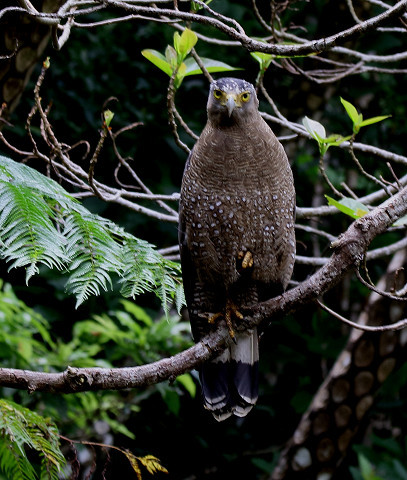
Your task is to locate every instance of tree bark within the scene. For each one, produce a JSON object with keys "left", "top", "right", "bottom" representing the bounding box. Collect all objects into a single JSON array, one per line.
[
  {"left": 271, "top": 248, "right": 407, "bottom": 479},
  {"left": 0, "top": 1, "right": 66, "bottom": 117},
  {"left": 1, "top": 186, "right": 407, "bottom": 394}
]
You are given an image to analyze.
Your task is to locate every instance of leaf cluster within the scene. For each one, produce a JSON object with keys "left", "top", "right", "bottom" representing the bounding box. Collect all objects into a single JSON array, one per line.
[
  {"left": 340, "top": 98, "right": 391, "bottom": 135},
  {"left": 0, "top": 399, "right": 65, "bottom": 480},
  {"left": 0, "top": 155, "right": 184, "bottom": 314},
  {"left": 142, "top": 28, "right": 240, "bottom": 89},
  {"left": 125, "top": 452, "right": 168, "bottom": 480},
  {"left": 0, "top": 279, "right": 194, "bottom": 438},
  {"left": 351, "top": 436, "right": 407, "bottom": 480},
  {"left": 0, "top": 280, "right": 55, "bottom": 370},
  {"left": 325, "top": 194, "right": 407, "bottom": 226},
  {"left": 303, "top": 97, "right": 390, "bottom": 156}
]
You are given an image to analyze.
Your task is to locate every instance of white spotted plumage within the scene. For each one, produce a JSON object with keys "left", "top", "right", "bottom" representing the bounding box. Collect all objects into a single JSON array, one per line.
[{"left": 179, "top": 78, "right": 295, "bottom": 421}]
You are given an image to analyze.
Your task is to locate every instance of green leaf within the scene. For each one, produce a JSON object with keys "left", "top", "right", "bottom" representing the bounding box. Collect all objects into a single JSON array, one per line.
[
  {"left": 191, "top": 0, "right": 212, "bottom": 11},
  {"left": 303, "top": 117, "right": 351, "bottom": 155},
  {"left": 340, "top": 97, "right": 390, "bottom": 134},
  {"left": 0, "top": 280, "right": 55, "bottom": 369},
  {"left": 121, "top": 300, "right": 153, "bottom": 326},
  {"left": 174, "top": 28, "right": 198, "bottom": 61},
  {"left": 103, "top": 109, "right": 114, "bottom": 128},
  {"left": 162, "top": 389, "right": 180, "bottom": 415},
  {"left": 359, "top": 115, "right": 391, "bottom": 128},
  {"left": 357, "top": 453, "right": 383, "bottom": 480},
  {"left": 251, "top": 457, "right": 276, "bottom": 474},
  {"left": 141, "top": 49, "right": 172, "bottom": 76},
  {"left": 392, "top": 459, "right": 407, "bottom": 479},
  {"left": 173, "top": 31, "right": 182, "bottom": 55},
  {"left": 359, "top": 454, "right": 373, "bottom": 478},
  {"left": 393, "top": 214, "right": 407, "bottom": 227},
  {"left": 183, "top": 57, "right": 242, "bottom": 76},
  {"left": 250, "top": 51, "right": 273, "bottom": 70},
  {"left": 340, "top": 97, "right": 360, "bottom": 124},
  {"left": 174, "top": 61, "right": 187, "bottom": 89},
  {"left": 165, "top": 45, "right": 178, "bottom": 69},
  {"left": 326, "top": 195, "right": 369, "bottom": 219},
  {"left": 176, "top": 374, "right": 197, "bottom": 397},
  {"left": 325, "top": 134, "right": 352, "bottom": 148}
]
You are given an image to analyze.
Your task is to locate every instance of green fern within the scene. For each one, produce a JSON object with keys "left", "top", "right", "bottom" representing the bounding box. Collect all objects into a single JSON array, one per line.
[
  {"left": 0, "top": 183, "right": 68, "bottom": 282},
  {"left": 63, "top": 211, "right": 123, "bottom": 306},
  {"left": 0, "top": 155, "right": 184, "bottom": 311},
  {"left": 120, "top": 233, "right": 183, "bottom": 316},
  {"left": 0, "top": 399, "right": 65, "bottom": 480}
]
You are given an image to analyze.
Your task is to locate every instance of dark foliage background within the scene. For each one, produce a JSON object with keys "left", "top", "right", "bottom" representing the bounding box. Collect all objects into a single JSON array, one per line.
[{"left": 1, "top": 1, "right": 407, "bottom": 479}]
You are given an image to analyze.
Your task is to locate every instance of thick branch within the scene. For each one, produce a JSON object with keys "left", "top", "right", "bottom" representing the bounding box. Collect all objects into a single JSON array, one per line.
[
  {"left": 3, "top": 0, "right": 406, "bottom": 56},
  {"left": 0, "top": 327, "right": 228, "bottom": 394},
  {"left": 272, "top": 248, "right": 407, "bottom": 479},
  {"left": 1, "top": 185, "right": 407, "bottom": 394},
  {"left": 246, "top": 185, "right": 407, "bottom": 321}
]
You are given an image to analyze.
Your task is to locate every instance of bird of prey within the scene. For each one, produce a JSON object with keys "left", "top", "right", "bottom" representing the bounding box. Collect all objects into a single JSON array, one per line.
[{"left": 179, "top": 77, "right": 295, "bottom": 421}]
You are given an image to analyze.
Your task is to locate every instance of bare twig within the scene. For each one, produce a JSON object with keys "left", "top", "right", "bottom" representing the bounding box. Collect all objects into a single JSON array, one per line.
[
  {"left": 355, "top": 268, "right": 407, "bottom": 301},
  {"left": 4, "top": 0, "right": 407, "bottom": 58},
  {"left": 2, "top": 183, "right": 407, "bottom": 393},
  {"left": 317, "top": 299, "right": 407, "bottom": 331}
]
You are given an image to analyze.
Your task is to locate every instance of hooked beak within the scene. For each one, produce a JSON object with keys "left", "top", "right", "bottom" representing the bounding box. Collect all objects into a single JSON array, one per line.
[{"left": 226, "top": 95, "right": 237, "bottom": 117}]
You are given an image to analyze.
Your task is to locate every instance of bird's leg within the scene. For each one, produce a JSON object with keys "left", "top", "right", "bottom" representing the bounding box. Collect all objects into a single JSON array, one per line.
[
  {"left": 208, "top": 312, "right": 223, "bottom": 324},
  {"left": 208, "top": 299, "right": 243, "bottom": 340},
  {"left": 225, "top": 298, "right": 243, "bottom": 340}
]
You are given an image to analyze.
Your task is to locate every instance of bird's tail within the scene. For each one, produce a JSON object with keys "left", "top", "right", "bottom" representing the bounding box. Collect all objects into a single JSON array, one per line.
[{"left": 199, "top": 328, "right": 259, "bottom": 421}]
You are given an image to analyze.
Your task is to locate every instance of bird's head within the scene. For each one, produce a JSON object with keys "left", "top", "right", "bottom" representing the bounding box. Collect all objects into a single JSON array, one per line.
[{"left": 207, "top": 78, "right": 259, "bottom": 126}]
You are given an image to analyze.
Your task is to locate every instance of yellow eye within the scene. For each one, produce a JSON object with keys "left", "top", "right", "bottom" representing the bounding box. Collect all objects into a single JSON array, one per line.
[
  {"left": 213, "top": 89, "right": 222, "bottom": 99},
  {"left": 241, "top": 92, "right": 250, "bottom": 102}
]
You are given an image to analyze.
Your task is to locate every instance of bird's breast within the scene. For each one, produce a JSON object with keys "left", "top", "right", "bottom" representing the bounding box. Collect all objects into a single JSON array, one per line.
[
  {"left": 181, "top": 186, "right": 295, "bottom": 288},
  {"left": 180, "top": 120, "right": 295, "bottom": 288}
]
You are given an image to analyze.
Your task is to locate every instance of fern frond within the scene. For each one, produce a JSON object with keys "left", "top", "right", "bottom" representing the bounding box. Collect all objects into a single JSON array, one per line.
[
  {"left": 138, "top": 454, "right": 169, "bottom": 475},
  {"left": 0, "top": 155, "right": 185, "bottom": 311},
  {"left": 0, "top": 157, "right": 76, "bottom": 207},
  {"left": 0, "top": 183, "right": 68, "bottom": 282},
  {"left": 63, "top": 211, "right": 123, "bottom": 306},
  {"left": 120, "top": 237, "right": 159, "bottom": 298},
  {"left": 0, "top": 437, "right": 36, "bottom": 480},
  {"left": 0, "top": 399, "right": 65, "bottom": 480}
]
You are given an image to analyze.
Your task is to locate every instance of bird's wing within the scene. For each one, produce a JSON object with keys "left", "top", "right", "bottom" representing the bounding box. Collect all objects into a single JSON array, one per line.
[{"left": 179, "top": 150, "right": 214, "bottom": 341}]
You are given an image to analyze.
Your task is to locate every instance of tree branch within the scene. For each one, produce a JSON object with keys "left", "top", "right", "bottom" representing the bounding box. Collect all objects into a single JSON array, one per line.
[
  {"left": 271, "top": 248, "right": 407, "bottom": 479},
  {"left": 3, "top": 0, "right": 407, "bottom": 57},
  {"left": 1, "top": 185, "right": 407, "bottom": 394}
]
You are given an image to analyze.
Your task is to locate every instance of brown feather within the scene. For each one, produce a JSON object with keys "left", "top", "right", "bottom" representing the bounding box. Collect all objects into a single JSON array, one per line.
[{"left": 179, "top": 77, "right": 295, "bottom": 419}]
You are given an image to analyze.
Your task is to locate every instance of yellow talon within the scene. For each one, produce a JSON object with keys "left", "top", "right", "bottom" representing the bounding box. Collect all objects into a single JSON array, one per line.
[
  {"left": 242, "top": 251, "right": 253, "bottom": 269},
  {"left": 238, "top": 250, "right": 254, "bottom": 269},
  {"left": 208, "top": 312, "right": 223, "bottom": 324},
  {"left": 207, "top": 299, "right": 244, "bottom": 340}
]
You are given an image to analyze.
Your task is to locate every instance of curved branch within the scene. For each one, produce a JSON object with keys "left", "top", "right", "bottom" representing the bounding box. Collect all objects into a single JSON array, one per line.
[
  {"left": 1, "top": 185, "right": 407, "bottom": 394},
  {"left": 247, "top": 184, "right": 407, "bottom": 321},
  {"left": 5, "top": 0, "right": 407, "bottom": 57},
  {"left": 0, "top": 328, "right": 227, "bottom": 394},
  {"left": 317, "top": 299, "right": 407, "bottom": 331}
]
